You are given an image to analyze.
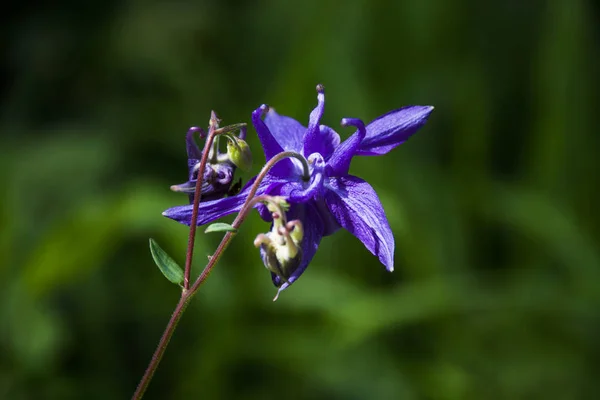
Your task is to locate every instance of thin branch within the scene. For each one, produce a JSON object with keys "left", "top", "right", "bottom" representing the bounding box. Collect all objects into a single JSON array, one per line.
[
  {"left": 182, "top": 111, "right": 221, "bottom": 290},
  {"left": 188, "top": 150, "right": 308, "bottom": 293},
  {"left": 132, "top": 149, "right": 308, "bottom": 400}
]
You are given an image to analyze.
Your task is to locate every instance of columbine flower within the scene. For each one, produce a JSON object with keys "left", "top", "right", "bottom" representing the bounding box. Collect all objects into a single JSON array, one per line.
[
  {"left": 164, "top": 85, "right": 433, "bottom": 296},
  {"left": 170, "top": 124, "right": 248, "bottom": 203}
]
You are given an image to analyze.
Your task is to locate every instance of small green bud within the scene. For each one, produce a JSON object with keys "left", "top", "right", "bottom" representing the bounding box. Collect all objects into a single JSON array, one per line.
[{"left": 226, "top": 135, "right": 252, "bottom": 171}]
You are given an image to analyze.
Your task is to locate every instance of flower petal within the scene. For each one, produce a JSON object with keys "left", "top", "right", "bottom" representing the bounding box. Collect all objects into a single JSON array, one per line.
[
  {"left": 163, "top": 195, "right": 244, "bottom": 227},
  {"left": 187, "top": 158, "right": 200, "bottom": 180},
  {"left": 274, "top": 153, "right": 326, "bottom": 203},
  {"left": 185, "top": 128, "right": 202, "bottom": 182},
  {"left": 252, "top": 104, "right": 284, "bottom": 159},
  {"left": 302, "top": 84, "right": 326, "bottom": 156},
  {"left": 324, "top": 175, "right": 394, "bottom": 271},
  {"left": 272, "top": 202, "right": 324, "bottom": 295},
  {"left": 264, "top": 108, "right": 305, "bottom": 153},
  {"left": 326, "top": 118, "right": 366, "bottom": 176},
  {"left": 357, "top": 105, "right": 434, "bottom": 156},
  {"left": 163, "top": 175, "right": 283, "bottom": 226},
  {"left": 186, "top": 127, "right": 203, "bottom": 160},
  {"left": 318, "top": 125, "right": 341, "bottom": 160},
  {"left": 252, "top": 105, "right": 295, "bottom": 177}
]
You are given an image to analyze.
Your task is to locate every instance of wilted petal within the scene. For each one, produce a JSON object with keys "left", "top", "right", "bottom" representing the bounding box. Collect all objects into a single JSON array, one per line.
[
  {"left": 272, "top": 202, "right": 325, "bottom": 294},
  {"left": 326, "top": 118, "right": 366, "bottom": 176},
  {"left": 185, "top": 127, "right": 203, "bottom": 159},
  {"left": 174, "top": 162, "right": 236, "bottom": 203},
  {"left": 187, "top": 158, "right": 199, "bottom": 180},
  {"left": 325, "top": 175, "right": 394, "bottom": 271},
  {"left": 264, "top": 109, "right": 305, "bottom": 153},
  {"left": 170, "top": 180, "right": 197, "bottom": 194},
  {"left": 357, "top": 106, "right": 434, "bottom": 156}
]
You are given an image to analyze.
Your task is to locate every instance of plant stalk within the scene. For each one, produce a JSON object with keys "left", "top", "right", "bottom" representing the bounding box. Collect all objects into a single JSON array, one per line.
[{"left": 132, "top": 148, "right": 308, "bottom": 399}]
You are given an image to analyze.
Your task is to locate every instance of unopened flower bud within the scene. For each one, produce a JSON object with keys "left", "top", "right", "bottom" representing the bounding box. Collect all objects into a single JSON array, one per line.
[{"left": 226, "top": 135, "right": 252, "bottom": 171}]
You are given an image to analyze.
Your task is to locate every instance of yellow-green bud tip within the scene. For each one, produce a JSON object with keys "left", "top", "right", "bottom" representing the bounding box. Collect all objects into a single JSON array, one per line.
[{"left": 226, "top": 137, "right": 252, "bottom": 171}]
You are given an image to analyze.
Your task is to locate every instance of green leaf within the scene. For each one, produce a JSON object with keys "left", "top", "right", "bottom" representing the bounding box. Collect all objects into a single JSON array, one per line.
[
  {"left": 204, "top": 222, "right": 238, "bottom": 234},
  {"left": 149, "top": 238, "right": 184, "bottom": 285}
]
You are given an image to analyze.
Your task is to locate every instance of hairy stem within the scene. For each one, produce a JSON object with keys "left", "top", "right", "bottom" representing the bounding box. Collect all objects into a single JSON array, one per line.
[
  {"left": 131, "top": 294, "right": 190, "bottom": 400},
  {"left": 182, "top": 112, "right": 223, "bottom": 290}
]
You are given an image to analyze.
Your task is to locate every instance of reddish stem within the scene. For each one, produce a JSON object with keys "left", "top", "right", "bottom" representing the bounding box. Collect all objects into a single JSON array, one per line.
[
  {"left": 132, "top": 149, "right": 308, "bottom": 400},
  {"left": 182, "top": 111, "right": 221, "bottom": 290},
  {"left": 189, "top": 151, "right": 309, "bottom": 293}
]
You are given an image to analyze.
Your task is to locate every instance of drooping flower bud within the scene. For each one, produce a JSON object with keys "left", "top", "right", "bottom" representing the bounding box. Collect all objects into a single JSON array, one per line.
[
  {"left": 253, "top": 197, "right": 304, "bottom": 296},
  {"left": 170, "top": 120, "right": 249, "bottom": 203}
]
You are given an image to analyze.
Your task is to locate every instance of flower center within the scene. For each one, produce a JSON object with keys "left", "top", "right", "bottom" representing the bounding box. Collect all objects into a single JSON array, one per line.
[{"left": 286, "top": 153, "right": 325, "bottom": 202}]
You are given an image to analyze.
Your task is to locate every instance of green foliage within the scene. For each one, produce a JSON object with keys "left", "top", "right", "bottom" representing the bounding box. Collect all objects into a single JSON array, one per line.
[
  {"left": 204, "top": 223, "right": 238, "bottom": 234},
  {"left": 1, "top": 0, "right": 599, "bottom": 399},
  {"left": 148, "top": 239, "right": 184, "bottom": 286}
]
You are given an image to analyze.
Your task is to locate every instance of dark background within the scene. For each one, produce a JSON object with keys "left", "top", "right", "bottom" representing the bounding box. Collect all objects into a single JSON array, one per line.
[{"left": 1, "top": 0, "right": 599, "bottom": 399}]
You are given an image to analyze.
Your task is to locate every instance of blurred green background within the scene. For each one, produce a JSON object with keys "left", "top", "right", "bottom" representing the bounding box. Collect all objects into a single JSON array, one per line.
[{"left": 1, "top": 0, "right": 599, "bottom": 399}]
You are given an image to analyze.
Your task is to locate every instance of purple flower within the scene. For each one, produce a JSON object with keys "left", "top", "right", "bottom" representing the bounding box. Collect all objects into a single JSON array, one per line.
[
  {"left": 170, "top": 127, "right": 239, "bottom": 203},
  {"left": 164, "top": 85, "right": 433, "bottom": 295}
]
